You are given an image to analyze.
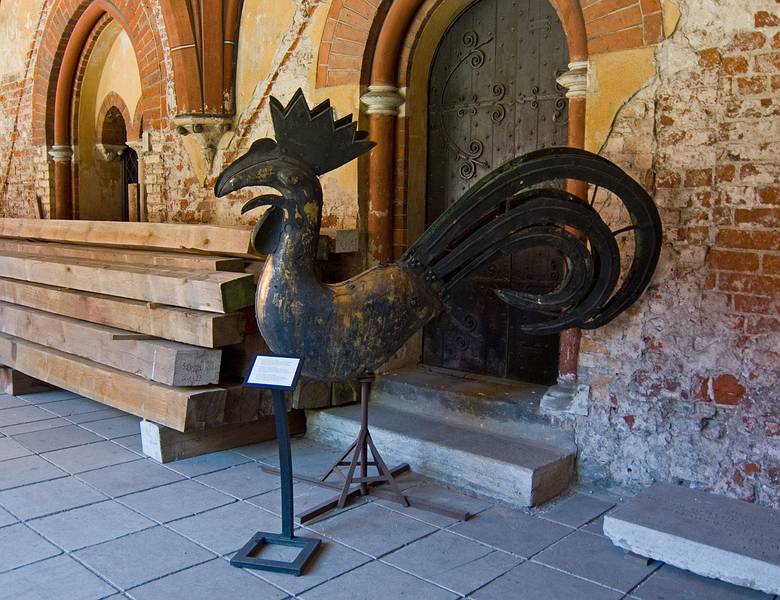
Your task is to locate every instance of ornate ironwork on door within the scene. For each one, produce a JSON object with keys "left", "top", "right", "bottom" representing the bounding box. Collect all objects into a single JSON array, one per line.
[{"left": 423, "top": 0, "right": 569, "bottom": 384}]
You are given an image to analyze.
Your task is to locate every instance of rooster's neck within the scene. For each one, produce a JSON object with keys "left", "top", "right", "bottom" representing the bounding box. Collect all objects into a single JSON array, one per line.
[{"left": 272, "top": 177, "right": 323, "bottom": 277}]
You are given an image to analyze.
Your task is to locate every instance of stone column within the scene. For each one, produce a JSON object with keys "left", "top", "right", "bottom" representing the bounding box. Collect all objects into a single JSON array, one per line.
[
  {"left": 126, "top": 136, "right": 147, "bottom": 222},
  {"left": 49, "top": 145, "right": 74, "bottom": 220},
  {"left": 361, "top": 84, "right": 404, "bottom": 264},
  {"left": 541, "top": 61, "right": 590, "bottom": 413}
]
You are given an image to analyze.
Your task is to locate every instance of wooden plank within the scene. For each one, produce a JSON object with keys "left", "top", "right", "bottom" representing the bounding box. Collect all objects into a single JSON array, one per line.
[
  {"left": 0, "top": 218, "right": 259, "bottom": 257},
  {"left": 0, "top": 302, "right": 222, "bottom": 386},
  {"left": 0, "top": 278, "right": 245, "bottom": 348},
  {"left": 0, "top": 367, "right": 57, "bottom": 395},
  {"left": 140, "top": 411, "right": 306, "bottom": 463},
  {"left": 0, "top": 251, "right": 254, "bottom": 313},
  {"left": 0, "top": 333, "right": 226, "bottom": 431},
  {"left": 0, "top": 239, "right": 248, "bottom": 272}
]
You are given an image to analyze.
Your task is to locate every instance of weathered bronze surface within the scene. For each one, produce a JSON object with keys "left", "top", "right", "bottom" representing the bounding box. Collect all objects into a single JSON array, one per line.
[{"left": 216, "top": 90, "right": 662, "bottom": 382}]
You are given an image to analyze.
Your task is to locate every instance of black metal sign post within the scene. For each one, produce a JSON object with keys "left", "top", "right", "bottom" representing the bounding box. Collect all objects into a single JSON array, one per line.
[{"left": 230, "top": 355, "right": 320, "bottom": 576}]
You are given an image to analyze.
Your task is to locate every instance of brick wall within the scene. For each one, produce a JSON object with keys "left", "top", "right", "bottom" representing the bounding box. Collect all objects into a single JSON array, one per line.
[{"left": 576, "top": 0, "right": 780, "bottom": 506}]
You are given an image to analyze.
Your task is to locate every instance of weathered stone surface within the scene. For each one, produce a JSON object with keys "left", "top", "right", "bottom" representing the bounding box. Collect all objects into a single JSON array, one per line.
[{"left": 603, "top": 484, "right": 780, "bottom": 594}]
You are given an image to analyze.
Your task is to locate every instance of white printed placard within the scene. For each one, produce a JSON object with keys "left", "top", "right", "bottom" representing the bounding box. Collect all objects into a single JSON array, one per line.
[{"left": 245, "top": 355, "right": 303, "bottom": 391}]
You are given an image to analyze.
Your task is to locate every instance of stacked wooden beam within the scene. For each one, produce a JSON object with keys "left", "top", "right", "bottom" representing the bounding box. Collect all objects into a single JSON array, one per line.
[{"left": 0, "top": 218, "right": 293, "bottom": 458}]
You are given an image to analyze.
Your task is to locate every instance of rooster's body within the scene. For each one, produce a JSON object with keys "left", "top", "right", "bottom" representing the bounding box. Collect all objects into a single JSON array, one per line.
[{"left": 216, "top": 91, "right": 662, "bottom": 381}]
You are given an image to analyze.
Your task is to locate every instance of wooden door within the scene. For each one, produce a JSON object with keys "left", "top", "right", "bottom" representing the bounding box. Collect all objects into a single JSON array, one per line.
[{"left": 423, "top": 0, "right": 569, "bottom": 385}]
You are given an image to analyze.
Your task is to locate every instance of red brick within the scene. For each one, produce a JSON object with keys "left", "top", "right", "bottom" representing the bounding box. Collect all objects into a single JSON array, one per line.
[
  {"left": 698, "top": 48, "right": 722, "bottom": 68},
  {"left": 716, "top": 164, "right": 736, "bottom": 182},
  {"left": 723, "top": 56, "right": 749, "bottom": 75},
  {"left": 755, "top": 10, "right": 780, "bottom": 27},
  {"left": 588, "top": 26, "right": 645, "bottom": 54},
  {"left": 744, "top": 462, "right": 761, "bottom": 475},
  {"left": 587, "top": 5, "right": 642, "bottom": 38},
  {"left": 717, "top": 272, "right": 780, "bottom": 296},
  {"left": 684, "top": 168, "right": 713, "bottom": 187},
  {"left": 639, "top": 0, "right": 660, "bottom": 14},
  {"left": 712, "top": 373, "right": 746, "bottom": 405},
  {"left": 764, "top": 254, "right": 780, "bottom": 275},
  {"left": 708, "top": 249, "right": 759, "bottom": 272},
  {"left": 734, "top": 208, "right": 780, "bottom": 227},
  {"left": 754, "top": 52, "right": 780, "bottom": 72},
  {"left": 623, "top": 415, "right": 636, "bottom": 428},
  {"left": 734, "top": 294, "right": 780, "bottom": 315},
  {"left": 717, "top": 228, "right": 780, "bottom": 251},
  {"left": 737, "top": 76, "right": 768, "bottom": 95},
  {"left": 644, "top": 12, "right": 663, "bottom": 44},
  {"left": 729, "top": 32, "right": 767, "bottom": 51},
  {"left": 774, "top": 32, "right": 780, "bottom": 49},
  {"left": 745, "top": 315, "right": 780, "bottom": 335},
  {"left": 758, "top": 187, "right": 780, "bottom": 205}
]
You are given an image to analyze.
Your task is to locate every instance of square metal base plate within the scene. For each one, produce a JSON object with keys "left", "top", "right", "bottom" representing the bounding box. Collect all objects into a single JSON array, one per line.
[{"left": 230, "top": 531, "right": 321, "bottom": 576}]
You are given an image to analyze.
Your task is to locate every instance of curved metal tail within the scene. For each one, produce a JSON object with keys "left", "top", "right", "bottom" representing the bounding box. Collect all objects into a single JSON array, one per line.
[{"left": 400, "top": 147, "right": 663, "bottom": 334}]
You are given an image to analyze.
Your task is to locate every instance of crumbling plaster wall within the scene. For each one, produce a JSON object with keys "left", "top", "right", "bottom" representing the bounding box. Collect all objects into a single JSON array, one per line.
[{"left": 576, "top": 0, "right": 780, "bottom": 506}]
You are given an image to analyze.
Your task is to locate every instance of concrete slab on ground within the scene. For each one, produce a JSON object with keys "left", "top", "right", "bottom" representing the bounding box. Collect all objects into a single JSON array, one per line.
[{"left": 604, "top": 484, "right": 780, "bottom": 595}]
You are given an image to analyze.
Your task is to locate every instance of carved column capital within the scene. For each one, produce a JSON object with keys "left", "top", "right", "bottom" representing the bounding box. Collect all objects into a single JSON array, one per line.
[
  {"left": 174, "top": 115, "right": 233, "bottom": 184},
  {"left": 360, "top": 84, "right": 405, "bottom": 117},
  {"left": 556, "top": 61, "right": 589, "bottom": 99},
  {"left": 94, "top": 143, "right": 125, "bottom": 162},
  {"left": 48, "top": 145, "right": 74, "bottom": 162}
]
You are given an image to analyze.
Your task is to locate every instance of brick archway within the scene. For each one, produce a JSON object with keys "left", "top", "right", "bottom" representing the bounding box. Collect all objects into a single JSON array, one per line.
[
  {"left": 96, "top": 92, "right": 140, "bottom": 143},
  {"left": 32, "top": 0, "right": 166, "bottom": 218}
]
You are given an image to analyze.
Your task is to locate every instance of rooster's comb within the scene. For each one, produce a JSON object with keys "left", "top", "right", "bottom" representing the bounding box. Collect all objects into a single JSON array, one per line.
[{"left": 269, "top": 89, "right": 374, "bottom": 175}]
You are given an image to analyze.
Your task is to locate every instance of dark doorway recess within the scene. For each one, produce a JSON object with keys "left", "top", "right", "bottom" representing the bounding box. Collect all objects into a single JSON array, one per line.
[{"left": 423, "top": 0, "right": 570, "bottom": 385}]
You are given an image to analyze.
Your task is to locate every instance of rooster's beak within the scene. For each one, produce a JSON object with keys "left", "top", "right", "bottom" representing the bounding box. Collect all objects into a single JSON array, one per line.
[{"left": 214, "top": 138, "right": 279, "bottom": 198}]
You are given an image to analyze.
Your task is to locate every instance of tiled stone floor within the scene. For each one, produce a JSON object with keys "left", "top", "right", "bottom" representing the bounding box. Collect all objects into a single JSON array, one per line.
[{"left": 0, "top": 390, "right": 776, "bottom": 600}]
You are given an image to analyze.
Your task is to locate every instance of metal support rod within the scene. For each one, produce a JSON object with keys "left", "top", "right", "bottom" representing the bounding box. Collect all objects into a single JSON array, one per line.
[
  {"left": 272, "top": 389, "right": 294, "bottom": 539},
  {"left": 360, "top": 378, "right": 370, "bottom": 495}
]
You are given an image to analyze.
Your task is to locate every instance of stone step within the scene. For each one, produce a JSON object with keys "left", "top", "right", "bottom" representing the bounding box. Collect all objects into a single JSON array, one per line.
[
  {"left": 371, "top": 366, "right": 575, "bottom": 448},
  {"left": 305, "top": 402, "right": 575, "bottom": 507}
]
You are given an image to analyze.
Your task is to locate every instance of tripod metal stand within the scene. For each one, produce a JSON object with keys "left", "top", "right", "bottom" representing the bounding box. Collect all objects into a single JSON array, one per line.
[{"left": 263, "top": 374, "right": 471, "bottom": 524}]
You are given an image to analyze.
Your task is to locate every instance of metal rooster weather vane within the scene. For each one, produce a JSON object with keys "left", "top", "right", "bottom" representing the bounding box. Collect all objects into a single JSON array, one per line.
[{"left": 216, "top": 89, "right": 663, "bottom": 382}]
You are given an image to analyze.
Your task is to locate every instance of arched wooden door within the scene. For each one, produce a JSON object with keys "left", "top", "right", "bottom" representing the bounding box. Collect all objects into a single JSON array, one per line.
[{"left": 422, "top": 0, "right": 570, "bottom": 385}]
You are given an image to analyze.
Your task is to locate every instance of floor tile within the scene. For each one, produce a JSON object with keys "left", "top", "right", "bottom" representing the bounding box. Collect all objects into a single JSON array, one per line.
[
  {"left": 0, "top": 507, "right": 17, "bottom": 528},
  {"left": 195, "top": 462, "right": 281, "bottom": 499},
  {"left": 75, "top": 526, "right": 215, "bottom": 590},
  {"left": 77, "top": 459, "right": 183, "bottom": 497},
  {"left": 233, "top": 440, "right": 279, "bottom": 460},
  {"left": 12, "top": 425, "right": 103, "bottom": 453},
  {"left": 0, "top": 437, "right": 33, "bottom": 461},
  {"left": 472, "top": 561, "right": 623, "bottom": 600},
  {"left": 0, "top": 455, "right": 66, "bottom": 490},
  {"left": 120, "top": 480, "right": 234, "bottom": 523},
  {"left": 534, "top": 530, "right": 659, "bottom": 592},
  {"left": 42, "top": 397, "right": 106, "bottom": 417},
  {"left": 301, "top": 560, "right": 458, "bottom": 600},
  {"left": 66, "top": 407, "right": 128, "bottom": 424},
  {"left": 80, "top": 416, "right": 140, "bottom": 439},
  {"left": 632, "top": 565, "right": 774, "bottom": 600},
  {"left": 258, "top": 439, "right": 344, "bottom": 477},
  {"left": 168, "top": 501, "right": 282, "bottom": 556},
  {"left": 18, "top": 391, "right": 80, "bottom": 404},
  {"left": 164, "top": 451, "right": 250, "bottom": 477},
  {"left": 29, "top": 500, "right": 155, "bottom": 551},
  {"left": 0, "top": 405, "right": 56, "bottom": 427},
  {"left": 582, "top": 513, "right": 608, "bottom": 535},
  {"left": 0, "top": 394, "right": 29, "bottom": 410},
  {"left": 541, "top": 493, "right": 616, "bottom": 528},
  {"left": 42, "top": 440, "right": 139, "bottom": 473},
  {"left": 310, "top": 502, "right": 437, "bottom": 558},
  {"left": 248, "top": 481, "right": 347, "bottom": 519},
  {"left": 113, "top": 434, "right": 142, "bottom": 454},
  {"left": 254, "top": 533, "right": 371, "bottom": 595},
  {"left": 0, "top": 554, "right": 117, "bottom": 600},
  {"left": 0, "top": 523, "right": 61, "bottom": 572},
  {"left": 0, "top": 476, "right": 107, "bottom": 520},
  {"left": 383, "top": 529, "right": 522, "bottom": 595},
  {"left": 376, "top": 480, "right": 493, "bottom": 527},
  {"left": 0, "top": 417, "right": 71, "bottom": 436},
  {"left": 128, "top": 558, "right": 288, "bottom": 600},
  {"left": 449, "top": 505, "right": 574, "bottom": 558}
]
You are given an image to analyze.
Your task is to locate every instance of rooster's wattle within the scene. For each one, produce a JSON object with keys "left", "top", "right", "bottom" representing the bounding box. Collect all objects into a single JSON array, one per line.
[{"left": 216, "top": 90, "right": 662, "bottom": 382}]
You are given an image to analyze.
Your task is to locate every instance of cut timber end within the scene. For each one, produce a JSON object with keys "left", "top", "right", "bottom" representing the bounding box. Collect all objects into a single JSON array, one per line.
[
  {"left": 0, "top": 302, "right": 223, "bottom": 386},
  {"left": 0, "top": 218, "right": 259, "bottom": 258},
  {"left": 0, "top": 333, "right": 226, "bottom": 432},
  {"left": 141, "top": 411, "right": 305, "bottom": 463},
  {"left": 0, "top": 278, "right": 245, "bottom": 348},
  {"left": 0, "top": 252, "right": 255, "bottom": 313}
]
